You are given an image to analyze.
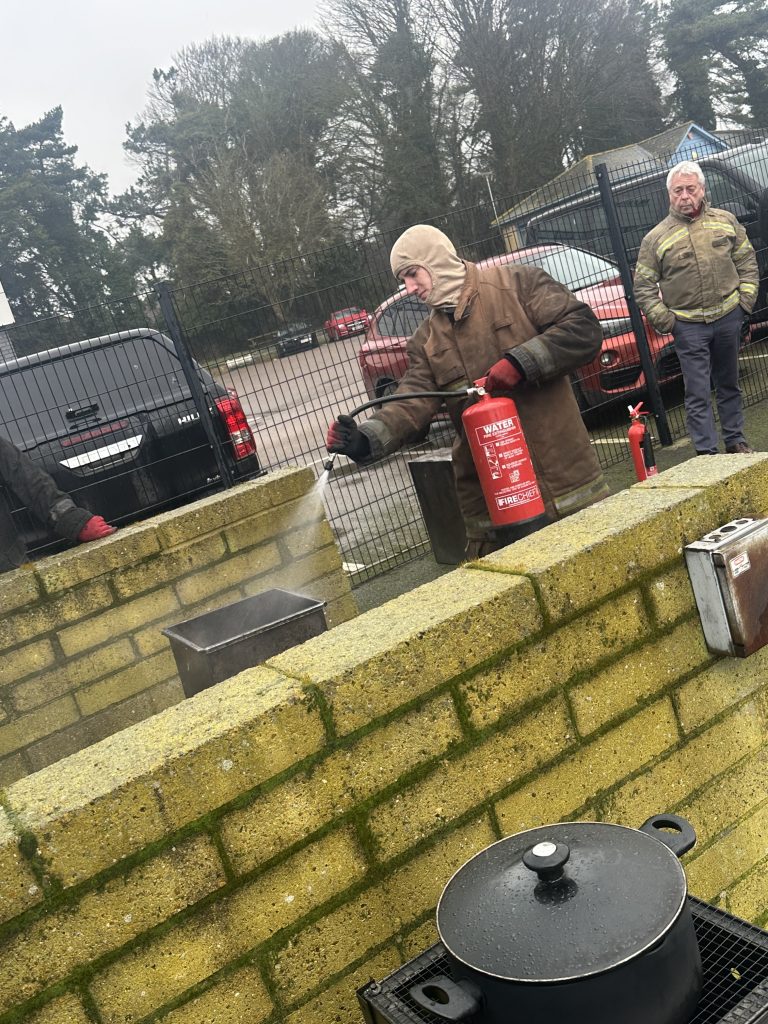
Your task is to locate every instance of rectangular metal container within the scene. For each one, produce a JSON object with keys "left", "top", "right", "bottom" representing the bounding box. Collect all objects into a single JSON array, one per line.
[
  {"left": 684, "top": 517, "right": 768, "bottom": 657},
  {"left": 162, "top": 589, "right": 327, "bottom": 697}
]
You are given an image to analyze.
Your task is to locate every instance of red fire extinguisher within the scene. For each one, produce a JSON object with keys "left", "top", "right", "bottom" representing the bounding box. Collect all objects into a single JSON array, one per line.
[
  {"left": 462, "top": 379, "right": 546, "bottom": 527},
  {"left": 628, "top": 402, "right": 658, "bottom": 481}
]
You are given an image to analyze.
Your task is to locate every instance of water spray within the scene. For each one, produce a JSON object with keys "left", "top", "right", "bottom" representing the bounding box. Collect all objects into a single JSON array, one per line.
[{"left": 322, "top": 386, "right": 485, "bottom": 475}]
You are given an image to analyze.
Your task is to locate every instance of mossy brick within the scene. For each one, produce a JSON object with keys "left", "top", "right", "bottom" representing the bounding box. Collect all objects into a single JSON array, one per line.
[
  {"left": 57, "top": 587, "right": 180, "bottom": 657},
  {"left": 325, "top": 592, "right": 359, "bottom": 627},
  {"left": 223, "top": 494, "right": 324, "bottom": 554},
  {"left": 475, "top": 486, "right": 719, "bottom": 622},
  {"left": 90, "top": 828, "right": 364, "bottom": 1024},
  {"left": 635, "top": 451, "right": 768, "bottom": 514},
  {"left": 0, "top": 639, "right": 56, "bottom": 691},
  {"left": 111, "top": 533, "right": 227, "bottom": 599},
  {"left": 35, "top": 527, "right": 161, "bottom": 595},
  {"left": 677, "top": 748, "right": 768, "bottom": 845},
  {"left": 25, "top": 679, "right": 184, "bottom": 775},
  {"left": 220, "top": 694, "right": 462, "bottom": 873},
  {"left": 0, "top": 834, "right": 225, "bottom": 1015},
  {"left": 89, "top": 905, "right": 242, "bottom": 1024},
  {"left": 0, "top": 752, "right": 28, "bottom": 788},
  {"left": 0, "top": 565, "right": 41, "bottom": 614},
  {"left": 0, "top": 578, "right": 113, "bottom": 653},
  {"left": 685, "top": 800, "right": 768, "bottom": 902},
  {"left": 25, "top": 993, "right": 91, "bottom": 1024},
  {"left": 223, "top": 827, "right": 368, "bottom": 951},
  {"left": 157, "top": 964, "right": 273, "bottom": 1024},
  {"left": 726, "top": 863, "right": 768, "bottom": 925},
  {"left": 282, "top": 520, "right": 338, "bottom": 562},
  {"left": 369, "top": 695, "right": 572, "bottom": 860},
  {"left": 5, "top": 668, "right": 324, "bottom": 887},
  {"left": 569, "top": 618, "right": 712, "bottom": 736},
  {"left": 241, "top": 545, "right": 344, "bottom": 599},
  {"left": 461, "top": 590, "right": 649, "bottom": 731},
  {"left": 0, "top": 695, "right": 80, "bottom": 758},
  {"left": 174, "top": 542, "right": 281, "bottom": 606},
  {"left": 271, "top": 569, "right": 541, "bottom": 735},
  {"left": 284, "top": 948, "right": 401, "bottom": 1024},
  {"left": 381, "top": 816, "right": 496, "bottom": 927},
  {"left": 271, "top": 883, "right": 398, "bottom": 1001},
  {"left": 10, "top": 639, "right": 134, "bottom": 713},
  {"left": 495, "top": 699, "right": 679, "bottom": 834},
  {"left": 401, "top": 918, "right": 439, "bottom": 959},
  {"left": 675, "top": 644, "right": 768, "bottom": 732},
  {"left": 646, "top": 565, "right": 697, "bottom": 627},
  {"left": 75, "top": 649, "right": 177, "bottom": 716},
  {"left": 602, "top": 700, "right": 765, "bottom": 826},
  {"left": 152, "top": 468, "right": 314, "bottom": 549},
  {"left": 0, "top": 807, "right": 41, "bottom": 925}
]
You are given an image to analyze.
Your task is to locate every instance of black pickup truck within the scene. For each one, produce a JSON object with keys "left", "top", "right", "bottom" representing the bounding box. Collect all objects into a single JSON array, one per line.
[{"left": 0, "top": 328, "right": 262, "bottom": 557}]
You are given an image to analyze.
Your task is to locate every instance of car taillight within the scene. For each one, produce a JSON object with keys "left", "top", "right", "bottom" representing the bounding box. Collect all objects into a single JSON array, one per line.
[{"left": 215, "top": 395, "right": 257, "bottom": 460}]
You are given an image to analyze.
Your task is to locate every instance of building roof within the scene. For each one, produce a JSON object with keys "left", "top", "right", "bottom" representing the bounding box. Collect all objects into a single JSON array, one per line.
[{"left": 497, "top": 122, "right": 728, "bottom": 225}]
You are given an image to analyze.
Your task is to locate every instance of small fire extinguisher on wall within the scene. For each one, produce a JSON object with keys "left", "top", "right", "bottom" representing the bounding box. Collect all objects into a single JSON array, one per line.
[
  {"left": 628, "top": 402, "right": 658, "bottom": 482},
  {"left": 462, "top": 379, "right": 548, "bottom": 528}
]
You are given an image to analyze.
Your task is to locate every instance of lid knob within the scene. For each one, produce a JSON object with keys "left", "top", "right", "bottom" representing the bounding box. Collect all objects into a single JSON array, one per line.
[{"left": 522, "top": 840, "right": 571, "bottom": 882}]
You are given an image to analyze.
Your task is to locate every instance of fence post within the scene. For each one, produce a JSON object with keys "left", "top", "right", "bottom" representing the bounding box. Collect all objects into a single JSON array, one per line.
[
  {"left": 155, "top": 281, "right": 234, "bottom": 488},
  {"left": 594, "top": 163, "right": 673, "bottom": 446}
]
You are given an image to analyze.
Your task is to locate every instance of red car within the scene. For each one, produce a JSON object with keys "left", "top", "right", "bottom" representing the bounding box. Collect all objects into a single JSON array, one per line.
[
  {"left": 323, "top": 306, "right": 371, "bottom": 342},
  {"left": 357, "top": 245, "right": 681, "bottom": 409}
]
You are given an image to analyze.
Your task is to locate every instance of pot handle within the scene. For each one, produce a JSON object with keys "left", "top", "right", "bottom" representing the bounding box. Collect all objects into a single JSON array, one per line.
[
  {"left": 639, "top": 814, "right": 697, "bottom": 857},
  {"left": 408, "top": 976, "right": 483, "bottom": 1022}
]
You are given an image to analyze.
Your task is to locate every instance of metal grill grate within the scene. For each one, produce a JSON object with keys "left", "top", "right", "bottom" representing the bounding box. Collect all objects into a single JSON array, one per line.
[{"left": 359, "top": 898, "right": 768, "bottom": 1024}]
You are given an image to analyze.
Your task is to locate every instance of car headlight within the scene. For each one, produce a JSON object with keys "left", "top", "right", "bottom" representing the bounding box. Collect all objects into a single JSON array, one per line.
[{"left": 600, "top": 318, "right": 633, "bottom": 340}]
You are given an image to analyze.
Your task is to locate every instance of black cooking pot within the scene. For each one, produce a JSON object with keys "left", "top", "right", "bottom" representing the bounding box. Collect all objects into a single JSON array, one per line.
[{"left": 410, "top": 814, "right": 701, "bottom": 1024}]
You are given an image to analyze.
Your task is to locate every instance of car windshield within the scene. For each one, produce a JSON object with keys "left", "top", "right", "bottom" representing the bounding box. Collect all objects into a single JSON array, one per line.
[
  {"left": 336, "top": 308, "right": 361, "bottom": 317},
  {"left": 512, "top": 247, "right": 620, "bottom": 290},
  {"left": 710, "top": 142, "right": 768, "bottom": 190}
]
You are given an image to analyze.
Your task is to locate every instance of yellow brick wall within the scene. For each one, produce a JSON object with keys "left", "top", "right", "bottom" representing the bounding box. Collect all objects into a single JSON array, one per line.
[
  {"left": 0, "top": 468, "right": 356, "bottom": 785},
  {"left": 1, "top": 454, "right": 768, "bottom": 1024}
]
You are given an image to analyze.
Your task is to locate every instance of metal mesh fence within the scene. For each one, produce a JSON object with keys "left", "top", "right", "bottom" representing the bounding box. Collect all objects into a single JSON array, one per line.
[{"left": 3, "top": 128, "right": 767, "bottom": 581}]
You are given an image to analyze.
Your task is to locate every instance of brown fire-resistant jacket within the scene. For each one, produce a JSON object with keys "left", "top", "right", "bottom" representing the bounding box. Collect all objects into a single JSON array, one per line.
[
  {"left": 633, "top": 201, "right": 759, "bottom": 334},
  {"left": 359, "top": 261, "right": 609, "bottom": 540}
]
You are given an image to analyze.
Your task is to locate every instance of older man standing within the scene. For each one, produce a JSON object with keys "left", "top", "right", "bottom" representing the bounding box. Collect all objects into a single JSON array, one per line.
[{"left": 634, "top": 160, "right": 759, "bottom": 455}]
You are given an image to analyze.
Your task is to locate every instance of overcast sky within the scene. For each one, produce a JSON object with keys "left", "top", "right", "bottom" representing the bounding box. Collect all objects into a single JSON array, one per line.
[{"left": 1, "top": 0, "right": 320, "bottom": 195}]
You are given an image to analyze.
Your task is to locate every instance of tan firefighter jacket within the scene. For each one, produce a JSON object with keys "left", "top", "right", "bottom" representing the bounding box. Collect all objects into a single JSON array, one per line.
[
  {"left": 633, "top": 201, "right": 758, "bottom": 334},
  {"left": 358, "top": 261, "right": 609, "bottom": 540}
]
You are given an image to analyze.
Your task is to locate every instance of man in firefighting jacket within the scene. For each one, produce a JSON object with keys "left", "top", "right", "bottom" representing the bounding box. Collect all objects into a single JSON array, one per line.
[
  {"left": 0, "top": 435, "right": 116, "bottom": 572},
  {"left": 326, "top": 225, "right": 608, "bottom": 558}
]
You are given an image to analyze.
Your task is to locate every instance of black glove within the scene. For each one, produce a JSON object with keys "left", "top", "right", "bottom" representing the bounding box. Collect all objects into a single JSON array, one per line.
[{"left": 326, "top": 414, "right": 371, "bottom": 461}]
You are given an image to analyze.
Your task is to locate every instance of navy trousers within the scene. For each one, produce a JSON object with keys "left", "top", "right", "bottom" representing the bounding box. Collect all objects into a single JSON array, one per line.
[{"left": 672, "top": 307, "right": 746, "bottom": 453}]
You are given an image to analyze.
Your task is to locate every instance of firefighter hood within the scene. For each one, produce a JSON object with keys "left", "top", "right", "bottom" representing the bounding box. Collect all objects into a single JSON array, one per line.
[{"left": 389, "top": 225, "right": 467, "bottom": 308}]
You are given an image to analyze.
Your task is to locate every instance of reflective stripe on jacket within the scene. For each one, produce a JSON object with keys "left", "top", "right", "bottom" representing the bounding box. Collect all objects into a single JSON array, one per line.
[
  {"left": 358, "top": 261, "right": 608, "bottom": 537},
  {"left": 633, "top": 201, "right": 758, "bottom": 334}
]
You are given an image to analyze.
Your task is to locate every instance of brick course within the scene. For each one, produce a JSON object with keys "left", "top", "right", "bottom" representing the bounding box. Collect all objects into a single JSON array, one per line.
[{"left": 1, "top": 455, "right": 768, "bottom": 1024}]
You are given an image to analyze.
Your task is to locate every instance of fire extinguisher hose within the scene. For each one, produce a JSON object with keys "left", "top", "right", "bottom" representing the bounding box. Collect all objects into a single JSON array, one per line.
[{"left": 323, "top": 387, "right": 481, "bottom": 473}]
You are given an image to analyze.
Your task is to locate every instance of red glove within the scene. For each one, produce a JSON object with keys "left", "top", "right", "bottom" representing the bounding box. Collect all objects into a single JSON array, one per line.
[
  {"left": 485, "top": 355, "right": 523, "bottom": 393},
  {"left": 78, "top": 515, "right": 117, "bottom": 543},
  {"left": 326, "top": 414, "right": 370, "bottom": 461}
]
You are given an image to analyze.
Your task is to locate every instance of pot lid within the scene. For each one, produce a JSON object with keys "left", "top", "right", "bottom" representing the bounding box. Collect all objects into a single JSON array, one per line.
[{"left": 436, "top": 821, "right": 689, "bottom": 982}]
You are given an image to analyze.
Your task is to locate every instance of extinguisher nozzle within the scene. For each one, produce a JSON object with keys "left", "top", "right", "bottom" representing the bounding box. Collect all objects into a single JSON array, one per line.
[{"left": 323, "top": 453, "right": 338, "bottom": 474}]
